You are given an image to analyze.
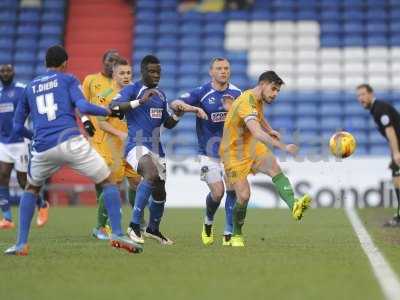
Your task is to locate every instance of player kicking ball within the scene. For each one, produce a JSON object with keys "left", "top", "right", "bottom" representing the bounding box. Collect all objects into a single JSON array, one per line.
[
  {"left": 4, "top": 45, "right": 142, "bottom": 255},
  {"left": 219, "top": 71, "right": 312, "bottom": 247}
]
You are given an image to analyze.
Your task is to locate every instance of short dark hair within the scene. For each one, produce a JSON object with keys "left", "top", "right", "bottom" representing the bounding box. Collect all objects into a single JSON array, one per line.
[
  {"left": 113, "top": 57, "right": 129, "bottom": 68},
  {"left": 0, "top": 63, "right": 13, "bottom": 69},
  {"left": 357, "top": 83, "right": 374, "bottom": 93},
  {"left": 258, "top": 71, "right": 284, "bottom": 85},
  {"left": 140, "top": 55, "right": 160, "bottom": 72},
  {"left": 46, "top": 45, "right": 68, "bottom": 68},
  {"left": 209, "top": 57, "right": 229, "bottom": 68},
  {"left": 102, "top": 49, "right": 119, "bottom": 62}
]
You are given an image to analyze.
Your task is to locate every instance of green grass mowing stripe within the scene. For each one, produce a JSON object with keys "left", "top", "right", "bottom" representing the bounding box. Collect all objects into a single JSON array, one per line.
[
  {"left": 0, "top": 207, "right": 384, "bottom": 300},
  {"left": 358, "top": 208, "right": 400, "bottom": 278}
]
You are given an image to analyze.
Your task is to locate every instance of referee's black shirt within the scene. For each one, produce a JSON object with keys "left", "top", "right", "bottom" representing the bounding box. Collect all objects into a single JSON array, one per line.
[{"left": 370, "top": 100, "right": 400, "bottom": 142}]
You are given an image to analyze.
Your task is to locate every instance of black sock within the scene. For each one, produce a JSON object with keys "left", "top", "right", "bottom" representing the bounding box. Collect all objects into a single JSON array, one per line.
[
  {"left": 395, "top": 188, "right": 400, "bottom": 217},
  {"left": 204, "top": 224, "right": 212, "bottom": 236},
  {"left": 130, "top": 222, "right": 140, "bottom": 232},
  {"left": 205, "top": 193, "right": 220, "bottom": 223}
]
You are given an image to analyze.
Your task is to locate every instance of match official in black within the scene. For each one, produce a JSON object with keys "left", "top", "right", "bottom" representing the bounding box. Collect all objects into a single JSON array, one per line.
[{"left": 357, "top": 83, "right": 400, "bottom": 226}]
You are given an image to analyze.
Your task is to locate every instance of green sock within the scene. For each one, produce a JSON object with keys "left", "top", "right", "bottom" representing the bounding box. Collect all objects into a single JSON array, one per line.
[
  {"left": 233, "top": 201, "right": 248, "bottom": 236},
  {"left": 128, "top": 188, "right": 136, "bottom": 208},
  {"left": 272, "top": 172, "right": 295, "bottom": 211},
  {"left": 95, "top": 186, "right": 108, "bottom": 229}
]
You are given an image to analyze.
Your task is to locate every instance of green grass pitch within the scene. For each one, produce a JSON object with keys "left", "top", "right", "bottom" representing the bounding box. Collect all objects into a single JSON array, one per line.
[{"left": 1, "top": 207, "right": 398, "bottom": 300}]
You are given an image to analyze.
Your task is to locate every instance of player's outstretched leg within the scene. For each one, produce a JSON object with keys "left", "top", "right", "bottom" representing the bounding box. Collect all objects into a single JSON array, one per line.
[
  {"left": 4, "top": 189, "right": 38, "bottom": 255},
  {"left": 0, "top": 185, "right": 14, "bottom": 229},
  {"left": 144, "top": 179, "right": 173, "bottom": 245},
  {"left": 257, "top": 155, "right": 312, "bottom": 220},
  {"left": 102, "top": 183, "right": 143, "bottom": 253},
  {"left": 272, "top": 172, "right": 311, "bottom": 220},
  {"left": 223, "top": 190, "right": 236, "bottom": 246}
]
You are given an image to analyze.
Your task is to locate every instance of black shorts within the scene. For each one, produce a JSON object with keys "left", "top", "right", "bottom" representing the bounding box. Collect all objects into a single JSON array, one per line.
[{"left": 389, "top": 160, "right": 400, "bottom": 177}]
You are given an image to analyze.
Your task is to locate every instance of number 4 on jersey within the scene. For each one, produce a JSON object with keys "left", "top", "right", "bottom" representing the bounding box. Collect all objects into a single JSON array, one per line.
[{"left": 36, "top": 93, "right": 58, "bottom": 121}]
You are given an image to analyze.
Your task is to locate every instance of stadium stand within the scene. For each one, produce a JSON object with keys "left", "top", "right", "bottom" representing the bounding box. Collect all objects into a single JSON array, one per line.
[
  {"left": 65, "top": 0, "right": 133, "bottom": 80},
  {"left": 1, "top": 0, "right": 398, "bottom": 158},
  {"left": 132, "top": 0, "right": 399, "bottom": 156},
  {"left": 0, "top": 0, "right": 66, "bottom": 82}
]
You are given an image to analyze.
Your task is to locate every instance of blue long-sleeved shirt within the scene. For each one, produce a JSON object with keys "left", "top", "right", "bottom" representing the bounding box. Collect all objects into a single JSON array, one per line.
[{"left": 14, "top": 70, "right": 109, "bottom": 152}]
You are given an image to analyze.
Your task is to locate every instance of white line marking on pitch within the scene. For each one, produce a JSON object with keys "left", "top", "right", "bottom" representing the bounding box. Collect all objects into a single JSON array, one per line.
[{"left": 345, "top": 206, "right": 400, "bottom": 300}]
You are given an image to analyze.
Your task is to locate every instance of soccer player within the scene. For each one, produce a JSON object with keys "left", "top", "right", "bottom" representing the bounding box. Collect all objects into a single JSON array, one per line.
[
  {"left": 110, "top": 55, "right": 181, "bottom": 245},
  {"left": 219, "top": 71, "right": 312, "bottom": 247},
  {"left": 170, "top": 58, "right": 241, "bottom": 246},
  {"left": 91, "top": 57, "right": 143, "bottom": 239},
  {"left": 81, "top": 49, "right": 124, "bottom": 238},
  {"left": 4, "top": 45, "right": 142, "bottom": 255},
  {"left": 357, "top": 84, "right": 400, "bottom": 227},
  {"left": 0, "top": 63, "right": 49, "bottom": 229}
]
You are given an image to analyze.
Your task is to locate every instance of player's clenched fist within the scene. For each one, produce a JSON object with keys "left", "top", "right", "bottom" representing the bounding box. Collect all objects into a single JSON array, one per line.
[
  {"left": 108, "top": 103, "right": 125, "bottom": 119},
  {"left": 139, "top": 89, "right": 158, "bottom": 104},
  {"left": 285, "top": 144, "right": 299, "bottom": 155}
]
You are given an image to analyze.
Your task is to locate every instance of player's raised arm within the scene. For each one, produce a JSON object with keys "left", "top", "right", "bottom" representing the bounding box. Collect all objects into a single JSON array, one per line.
[
  {"left": 162, "top": 98, "right": 181, "bottom": 129},
  {"left": 12, "top": 89, "right": 33, "bottom": 139},
  {"left": 170, "top": 88, "right": 208, "bottom": 120},
  {"left": 260, "top": 118, "right": 281, "bottom": 141},
  {"left": 245, "top": 119, "right": 297, "bottom": 155},
  {"left": 109, "top": 87, "right": 155, "bottom": 113},
  {"left": 169, "top": 99, "right": 208, "bottom": 120}
]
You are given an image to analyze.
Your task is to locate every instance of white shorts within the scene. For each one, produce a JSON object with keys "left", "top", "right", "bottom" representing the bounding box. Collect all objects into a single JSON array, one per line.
[
  {"left": 28, "top": 135, "right": 111, "bottom": 186},
  {"left": 0, "top": 142, "right": 29, "bottom": 172},
  {"left": 126, "top": 146, "right": 166, "bottom": 181},
  {"left": 199, "top": 155, "right": 224, "bottom": 184}
]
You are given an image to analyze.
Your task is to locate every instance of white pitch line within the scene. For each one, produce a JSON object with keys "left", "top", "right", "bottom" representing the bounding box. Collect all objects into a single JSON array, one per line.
[{"left": 345, "top": 207, "right": 400, "bottom": 300}]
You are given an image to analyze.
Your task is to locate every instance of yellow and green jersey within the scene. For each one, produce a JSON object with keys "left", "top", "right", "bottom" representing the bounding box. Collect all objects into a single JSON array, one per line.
[{"left": 82, "top": 72, "right": 114, "bottom": 143}]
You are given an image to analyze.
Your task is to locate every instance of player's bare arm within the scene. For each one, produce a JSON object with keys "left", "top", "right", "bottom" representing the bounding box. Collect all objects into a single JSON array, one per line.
[
  {"left": 246, "top": 119, "right": 297, "bottom": 155},
  {"left": 260, "top": 118, "right": 281, "bottom": 141},
  {"left": 109, "top": 89, "right": 158, "bottom": 112},
  {"left": 385, "top": 126, "right": 400, "bottom": 165},
  {"left": 98, "top": 118, "right": 127, "bottom": 141},
  {"left": 170, "top": 99, "right": 208, "bottom": 120}
]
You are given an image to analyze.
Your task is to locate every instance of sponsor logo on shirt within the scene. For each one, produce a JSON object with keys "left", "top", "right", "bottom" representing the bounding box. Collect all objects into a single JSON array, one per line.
[
  {"left": 0, "top": 103, "right": 14, "bottom": 113},
  {"left": 150, "top": 108, "right": 163, "bottom": 119},
  {"left": 211, "top": 111, "right": 227, "bottom": 123}
]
